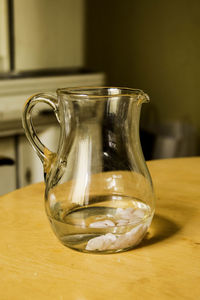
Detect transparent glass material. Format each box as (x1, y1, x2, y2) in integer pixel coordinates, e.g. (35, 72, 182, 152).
(22, 87, 155, 254)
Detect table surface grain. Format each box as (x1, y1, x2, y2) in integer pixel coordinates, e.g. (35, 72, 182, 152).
(0, 157, 200, 300)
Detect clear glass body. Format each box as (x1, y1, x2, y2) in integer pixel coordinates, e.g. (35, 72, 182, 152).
(23, 87, 155, 254)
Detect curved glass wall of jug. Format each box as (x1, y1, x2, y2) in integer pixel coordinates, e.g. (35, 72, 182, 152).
(44, 88, 155, 253)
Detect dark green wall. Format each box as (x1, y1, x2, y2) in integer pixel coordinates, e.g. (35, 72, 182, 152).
(85, 0, 200, 131)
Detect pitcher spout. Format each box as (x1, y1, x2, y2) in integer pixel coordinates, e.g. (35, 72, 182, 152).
(137, 92, 150, 106)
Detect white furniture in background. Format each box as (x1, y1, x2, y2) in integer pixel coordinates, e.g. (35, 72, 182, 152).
(0, 137, 16, 195)
(0, 0, 106, 195)
(0, 72, 105, 194)
(18, 125, 60, 187)
(0, 0, 10, 72)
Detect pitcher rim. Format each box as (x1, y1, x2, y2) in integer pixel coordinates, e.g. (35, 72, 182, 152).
(57, 86, 150, 102)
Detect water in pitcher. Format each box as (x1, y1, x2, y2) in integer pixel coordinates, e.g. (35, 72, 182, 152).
(48, 195, 153, 253)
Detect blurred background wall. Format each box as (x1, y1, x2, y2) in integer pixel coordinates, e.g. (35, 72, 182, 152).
(85, 0, 200, 158)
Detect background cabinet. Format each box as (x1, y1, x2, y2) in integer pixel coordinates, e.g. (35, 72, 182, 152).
(0, 137, 16, 195)
(0, 72, 105, 195)
(18, 124, 60, 187)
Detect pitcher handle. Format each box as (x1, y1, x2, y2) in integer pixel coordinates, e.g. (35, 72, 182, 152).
(22, 93, 60, 175)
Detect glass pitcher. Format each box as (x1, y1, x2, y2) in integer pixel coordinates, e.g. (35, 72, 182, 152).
(22, 87, 155, 254)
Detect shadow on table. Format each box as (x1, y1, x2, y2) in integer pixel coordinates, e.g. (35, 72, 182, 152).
(138, 214, 181, 248)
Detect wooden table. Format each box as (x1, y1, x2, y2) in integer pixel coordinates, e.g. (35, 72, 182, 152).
(0, 158, 199, 300)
